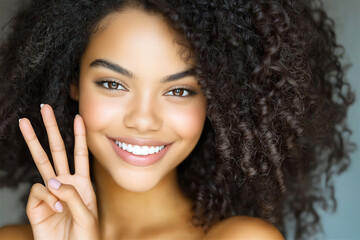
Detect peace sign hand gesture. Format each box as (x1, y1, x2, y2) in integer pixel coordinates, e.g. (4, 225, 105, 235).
(19, 104, 99, 240)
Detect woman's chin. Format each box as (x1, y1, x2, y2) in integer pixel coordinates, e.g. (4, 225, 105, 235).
(111, 170, 163, 193)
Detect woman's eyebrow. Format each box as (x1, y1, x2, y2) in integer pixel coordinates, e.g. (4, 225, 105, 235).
(90, 59, 134, 78)
(90, 59, 194, 82)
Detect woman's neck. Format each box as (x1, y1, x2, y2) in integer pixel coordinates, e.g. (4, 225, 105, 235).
(92, 159, 200, 239)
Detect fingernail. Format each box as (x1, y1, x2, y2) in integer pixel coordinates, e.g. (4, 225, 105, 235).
(48, 178, 62, 190)
(55, 201, 63, 212)
(18, 118, 22, 123)
(75, 114, 80, 118)
(40, 103, 45, 109)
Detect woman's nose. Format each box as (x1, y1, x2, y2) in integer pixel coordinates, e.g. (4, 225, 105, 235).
(123, 95, 162, 133)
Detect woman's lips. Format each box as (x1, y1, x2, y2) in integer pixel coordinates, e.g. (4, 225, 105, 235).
(108, 138, 172, 167)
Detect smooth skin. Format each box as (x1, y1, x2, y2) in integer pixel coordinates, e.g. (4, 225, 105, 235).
(0, 8, 284, 240)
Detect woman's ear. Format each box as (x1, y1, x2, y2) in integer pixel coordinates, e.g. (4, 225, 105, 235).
(70, 83, 79, 101)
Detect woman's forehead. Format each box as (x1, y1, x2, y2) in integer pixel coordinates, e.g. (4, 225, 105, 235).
(80, 8, 194, 80)
(82, 9, 194, 72)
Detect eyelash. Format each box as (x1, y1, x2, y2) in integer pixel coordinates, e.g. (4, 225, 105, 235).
(95, 79, 127, 92)
(94, 79, 197, 97)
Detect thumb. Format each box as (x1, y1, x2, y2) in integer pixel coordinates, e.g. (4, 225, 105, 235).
(47, 178, 96, 226)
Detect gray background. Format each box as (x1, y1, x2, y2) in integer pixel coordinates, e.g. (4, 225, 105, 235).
(0, 0, 359, 239)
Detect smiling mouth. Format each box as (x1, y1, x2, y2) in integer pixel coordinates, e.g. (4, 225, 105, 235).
(113, 140, 166, 156)
(109, 137, 172, 167)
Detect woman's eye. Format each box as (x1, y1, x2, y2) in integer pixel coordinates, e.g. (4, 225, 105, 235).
(95, 80, 127, 91)
(164, 88, 196, 97)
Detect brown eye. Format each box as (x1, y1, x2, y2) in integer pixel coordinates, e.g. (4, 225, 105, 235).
(173, 89, 184, 96)
(164, 88, 196, 97)
(95, 80, 127, 91)
(109, 82, 119, 89)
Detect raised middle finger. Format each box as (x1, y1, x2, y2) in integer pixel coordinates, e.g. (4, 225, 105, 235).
(40, 104, 70, 175)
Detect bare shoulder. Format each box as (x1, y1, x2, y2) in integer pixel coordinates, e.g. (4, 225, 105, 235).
(203, 216, 284, 240)
(0, 224, 33, 240)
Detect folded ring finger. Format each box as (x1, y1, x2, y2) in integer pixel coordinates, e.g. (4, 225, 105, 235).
(40, 104, 70, 175)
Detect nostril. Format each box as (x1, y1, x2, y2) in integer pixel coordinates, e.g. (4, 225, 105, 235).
(123, 109, 162, 132)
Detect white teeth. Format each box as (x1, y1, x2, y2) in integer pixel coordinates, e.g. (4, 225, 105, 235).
(140, 146, 149, 155)
(115, 140, 122, 148)
(133, 145, 141, 155)
(114, 140, 165, 156)
(127, 144, 133, 152)
(149, 146, 155, 154)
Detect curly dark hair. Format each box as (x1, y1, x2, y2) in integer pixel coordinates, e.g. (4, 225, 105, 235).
(0, 0, 355, 239)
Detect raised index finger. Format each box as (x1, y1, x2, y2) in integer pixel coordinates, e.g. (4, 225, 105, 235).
(19, 118, 56, 183)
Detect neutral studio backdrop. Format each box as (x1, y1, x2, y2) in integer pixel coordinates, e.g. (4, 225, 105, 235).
(0, 0, 359, 239)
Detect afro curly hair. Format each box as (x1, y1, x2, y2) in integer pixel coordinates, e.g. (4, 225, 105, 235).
(0, 0, 355, 239)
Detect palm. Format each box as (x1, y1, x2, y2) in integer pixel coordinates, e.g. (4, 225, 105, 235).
(30, 175, 97, 239)
(56, 174, 97, 214)
(19, 105, 99, 240)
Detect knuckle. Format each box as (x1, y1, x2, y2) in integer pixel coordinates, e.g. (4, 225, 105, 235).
(35, 152, 49, 164)
(30, 183, 44, 192)
(26, 135, 37, 143)
(46, 193, 57, 203)
(46, 122, 58, 129)
(50, 143, 65, 153)
(74, 148, 88, 156)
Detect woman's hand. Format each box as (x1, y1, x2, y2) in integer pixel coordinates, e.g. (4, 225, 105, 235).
(19, 104, 99, 240)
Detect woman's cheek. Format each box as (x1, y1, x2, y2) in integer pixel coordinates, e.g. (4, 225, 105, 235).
(79, 93, 120, 132)
(166, 103, 207, 140)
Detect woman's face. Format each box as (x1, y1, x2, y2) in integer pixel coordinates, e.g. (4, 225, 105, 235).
(71, 8, 207, 192)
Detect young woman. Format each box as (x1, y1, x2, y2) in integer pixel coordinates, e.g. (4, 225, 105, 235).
(0, 0, 354, 239)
